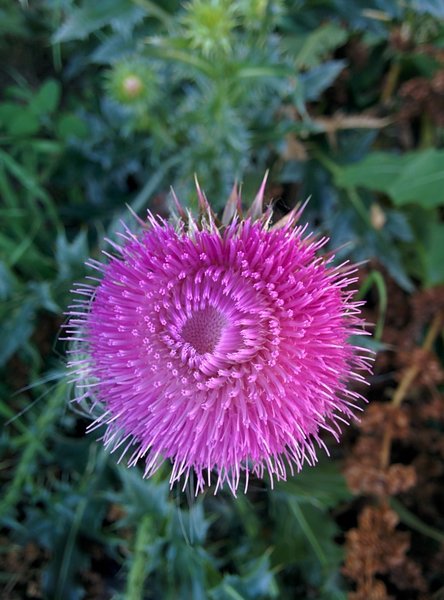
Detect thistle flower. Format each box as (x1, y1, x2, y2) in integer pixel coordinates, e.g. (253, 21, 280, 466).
(182, 0, 238, 57)
(67, 176, 371, 495)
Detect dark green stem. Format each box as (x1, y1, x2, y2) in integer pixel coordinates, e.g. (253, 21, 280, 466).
(126, 514, 153, 600)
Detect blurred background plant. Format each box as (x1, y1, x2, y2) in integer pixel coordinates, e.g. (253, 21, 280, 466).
(1, 1, 443, 598)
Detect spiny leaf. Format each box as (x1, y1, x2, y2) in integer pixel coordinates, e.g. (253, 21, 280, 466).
(53, 0, 145, 42)
(284, 23, 348, 69)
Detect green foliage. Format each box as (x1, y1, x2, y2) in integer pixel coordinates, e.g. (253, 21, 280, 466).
(1, 0, 444, 598)
(283, 22, 348, 69)
(422, 221, 444, 285)
(410, 0, 444, 18)
(53, 0, 146, 42)
(335, 149, 444, 207)
(182, 0, 239, 57)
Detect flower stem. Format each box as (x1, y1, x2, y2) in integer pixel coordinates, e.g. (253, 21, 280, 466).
(380, 60, 401, 105)
(125, 513, 153, 600)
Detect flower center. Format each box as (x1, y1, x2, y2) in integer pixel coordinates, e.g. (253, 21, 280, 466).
(122, 75, 143, 99)
(181, 307, 226, 354)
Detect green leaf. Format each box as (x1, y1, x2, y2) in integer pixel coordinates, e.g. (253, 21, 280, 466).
(91, 34, 137, 64)
(334, 152, 409, 193)
(29, 79, 61, 116)
(423, 221, 444, 286)
(0, 262, 14, 301)
(28, 282, 60, 314)
(300, 60, 346, 101)
(53, 0, 145, 42)
(56, 114, 89, 140)
(0, 102, 40, 136)
(0, 102, 20, 124)
(290, 500, 329, 566)
(211, 553, 279, 600)
(0, 298, 37, 366)
(294, 60, 346, 113)
(0, 148, 52, 204)
(387, 149, 444, 207)
(212, 584, 247, 600)
(271, 492, 345, 588)
(27, 139, 62, 155)
(7, 112, 40, 137)
(284, 23, 348, 69)
(145, 37, 214, 77)
(408, 0, 444, 18)
(275, 460, 352, 509)
(110, 466, 171, 525)
(56, 230, 89, 282)
(42, 448, 108, 600)
(335, 149, 444, 208)
(0, 383, 67, 517)
(0, 6, 27, 38)
(365, 222, 414, 292)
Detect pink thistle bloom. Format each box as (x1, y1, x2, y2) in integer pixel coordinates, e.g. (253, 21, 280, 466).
(66, 176, 372, 495)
